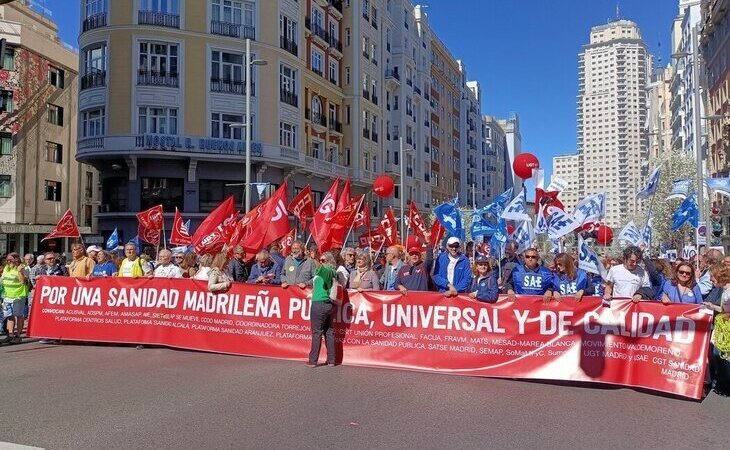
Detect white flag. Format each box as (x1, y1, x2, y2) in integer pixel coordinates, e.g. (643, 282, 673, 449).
(618, 221, 643, 246)
(500, 190, 531, 222)
(547, 176, 569, 193)
(547, 206, 580, 240)
(578, 235, 607, 278)
(510, 220, 534, 255)
(573, 192, 606, 225)
(534, 202, 549, 235)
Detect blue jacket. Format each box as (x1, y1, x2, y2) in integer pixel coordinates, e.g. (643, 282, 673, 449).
(432, 252, 472, 293)
(659, 280, 703, 304)
(471, 273, 499, 303)
(507, 264, 553, 295)
(552, 269, 590, 295)
(246, 261, 282, 285)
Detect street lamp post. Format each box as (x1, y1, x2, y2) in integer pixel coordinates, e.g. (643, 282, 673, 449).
(231, 38, 267, 212)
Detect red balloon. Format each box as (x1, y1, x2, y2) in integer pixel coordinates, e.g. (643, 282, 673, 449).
(373, 175, 395, 197)
(513, 153, 540, 179)
(595, 224, 613, 245)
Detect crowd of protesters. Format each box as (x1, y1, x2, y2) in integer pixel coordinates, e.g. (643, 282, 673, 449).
(2, 236, 730, 395)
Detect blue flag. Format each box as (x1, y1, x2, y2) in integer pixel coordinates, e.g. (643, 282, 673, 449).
(671, 195, 699, 231)
(705, 177, 730, 197)
(106, 227, 119, 250)
(636, 167, 661, 199)
(471, 207, 495, 238)
(434, 197, 465, 240)
(128, 235, 143, 249)
(490, 219, 508, 260)
(486, 188, 513, 217)
(666, 179, 692, 201)
(642, 217, 653, 249)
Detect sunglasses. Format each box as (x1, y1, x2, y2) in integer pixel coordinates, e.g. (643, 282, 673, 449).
(448, 244, 460, 248)
(525, 255, 538, 260)
(678, 271, 692, 276)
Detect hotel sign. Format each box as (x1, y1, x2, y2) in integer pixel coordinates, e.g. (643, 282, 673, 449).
(139, 134, 262, 157)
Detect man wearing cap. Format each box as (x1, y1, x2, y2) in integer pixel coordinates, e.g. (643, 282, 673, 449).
(432, 237, 472, 296)
(396, 232, 433, 294)
(506, 248, 553, 302)
(86, 245, 101, 261)
(380, 245, 405, 291)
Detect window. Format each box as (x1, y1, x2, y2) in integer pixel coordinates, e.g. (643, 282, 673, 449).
(0, 90, 13, 113)
(48, 104, 64, 126)
(279, 15, 298, 55)
(211, 112, 246, 140)
(83, 42, 107, 75)
(311, 49, 323, 75)
(279, 63, 297, 106)
(102, 177, 128, 211)
(212, 50, 243, 82)
(345, 66, 350, 84)
(85, 171, 94, 198)
(311, 6, 324, 29)
(212, 0, 253, 25)
(1, 46, 14, 71)
(85, 0, 107, 17)
(139, 0, 178, 13)
(46, 142, 63, 163)
(329, 60, 338, 84)
(279, 121, 296, 148)
(138, 42, 178, 86)
(139, 107, 178, 134)
(0, 132, 11, 155)
(0, 175, 10, 197)
(81, 108, 105, 137)
(48, 66, 65, 89)
(199, 179, 244, 212)
(44, 180, 62, 202)
(141, 177, 183, 210)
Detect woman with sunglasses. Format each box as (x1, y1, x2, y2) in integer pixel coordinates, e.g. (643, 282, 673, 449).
(551, 253, 590, 302)
(659, 262, 702, 304)
(469, 255, 498, 303)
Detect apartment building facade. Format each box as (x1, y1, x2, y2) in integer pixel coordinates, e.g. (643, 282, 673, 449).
(0, 1, 98, 255)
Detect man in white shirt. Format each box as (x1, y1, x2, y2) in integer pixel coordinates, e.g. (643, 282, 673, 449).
(604, 246, 651, 303)
(153, 249, 183, 278)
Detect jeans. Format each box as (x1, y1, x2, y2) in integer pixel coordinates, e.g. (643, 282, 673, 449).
(308, 301, 335, 364)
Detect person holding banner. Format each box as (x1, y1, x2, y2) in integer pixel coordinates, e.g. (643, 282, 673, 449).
(603, 246, 652, 303)
(505, 248, 553, 303)
(118, 243, 152, 278)
(349, 252, 380, 292)
(469, 255, 499, 303)
(91, 251, 117, 277)
(68, 243, 95, 278)
(551, 253, 590, 302)
(208, 253, 233, 293)
(705, 264, 730, 395)
(281, 241, 316, 289)
(432, 237, 472, 297)
(381, 246, 405, 291)
(659, 262, 702, 305)
(247, 251, 282, 285)
(396, 238, 434, 295)
(306, 252, 338, 367)
(153, 250, 183, 279)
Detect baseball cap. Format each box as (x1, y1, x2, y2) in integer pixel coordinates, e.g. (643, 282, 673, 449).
(86, 245, 101, 253)
(446, 236, 461, 246)
(407, 246, 422, 255)
(475, 254, 489, 264)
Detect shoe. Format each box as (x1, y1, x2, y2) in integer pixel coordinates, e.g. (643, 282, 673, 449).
(305, 362, 317, 368)
(1, 335, 11, 344)
(10, 336, 21, 344)
(39, 339, 58, 344)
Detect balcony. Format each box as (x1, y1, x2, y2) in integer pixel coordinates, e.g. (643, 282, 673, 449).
(210, 77, 254, 96)
(328, 36, 343, 57)
(305, 108, 327, 128)
(280, 89, 298, 107)
(305, 18, 330, 47)
(80, 71, 106, 90)
(83, 13, 107, 32)
(362, 89, 370, 100)
(328, 0, 343, 18)
(211, 21, 256, 39)
(138, 10, 180, 29)
(329, 120, 343, 135)
(280, 36, 298, 56)
(363, 128, 370, 139)
(137, 70, 179, 88)
(385, 69, 400, 89)
(372, 131, 379, 143)
(371, 94, 379, 105)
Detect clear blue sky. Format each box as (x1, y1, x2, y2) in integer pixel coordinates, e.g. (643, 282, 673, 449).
(47, 0, 677, 178)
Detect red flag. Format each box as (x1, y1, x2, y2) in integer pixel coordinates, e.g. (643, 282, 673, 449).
(169, 208, 191, 246)
(328, 195, 364, 248)
(309, 178, 339, 251)
(136, 205, 164, 246)
(280, 228, 296, 257)
(354, 201, 371, 230)
(192, 196, 236, 254)
(535, 188, 564, 215)
(380, 207, 400, 246)
(239, 182, 290, 253)
(288, 185, 315, 230)
(358, 226, 386, 249)
(42, 209, 80, 241)
(405, 235, 426, 252)
(138, 225, 161, 246)
(429, 219, 445, 248)
(336, 177, 351, 211)
(408, 201, 428, 238)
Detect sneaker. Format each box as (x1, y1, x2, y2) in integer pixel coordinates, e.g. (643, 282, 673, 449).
(305, 362, 317, 368)
(1, 335, 11, 344)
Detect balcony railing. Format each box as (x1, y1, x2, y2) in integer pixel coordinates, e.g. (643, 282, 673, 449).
(363, 128, 370, 139)
(362, 89, 370, 100)
(83, 13, 107, 32)
(137, 70, 179, 88)
(329, 36, 343, 53)
(329, 120, 342, 133)
(280, 89, 298, 107)
(280, 36, 298, 56)
(385, 69, 400, 80)
(211, 20, 256, 39)
(372, 131, 379, 143)
(371, 94, 378, 105)
(210, 77, 254, 96)
(138, 10, 180, 29)
(305, 108, 327, 127)
(81, 71, 106, 90)
(328, 0, 343, 12)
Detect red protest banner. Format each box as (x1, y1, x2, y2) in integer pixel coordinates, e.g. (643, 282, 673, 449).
(29, 277, 712, 399)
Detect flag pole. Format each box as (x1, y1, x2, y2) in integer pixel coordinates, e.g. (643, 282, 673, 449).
(472, 183, 477, 260)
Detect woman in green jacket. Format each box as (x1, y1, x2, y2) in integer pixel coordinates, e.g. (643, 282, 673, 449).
(306, 252, 338, 367)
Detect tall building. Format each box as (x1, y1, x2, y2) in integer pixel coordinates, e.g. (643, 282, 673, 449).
(0, 1, 98, 255)
(460, 79, 483, 205)
(552, 154, 581, 212)
(577, 20, 650, 227)
(670, 0, 704, 157)
(497, 114, 521, 189)
(482, 115, 511, 201)
(646, 67, 673, 160)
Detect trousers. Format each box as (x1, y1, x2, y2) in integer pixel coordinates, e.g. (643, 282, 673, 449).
(308, 301, 335, 364)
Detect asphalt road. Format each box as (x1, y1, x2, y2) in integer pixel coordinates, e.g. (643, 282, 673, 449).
(1, 341, 728, 450)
